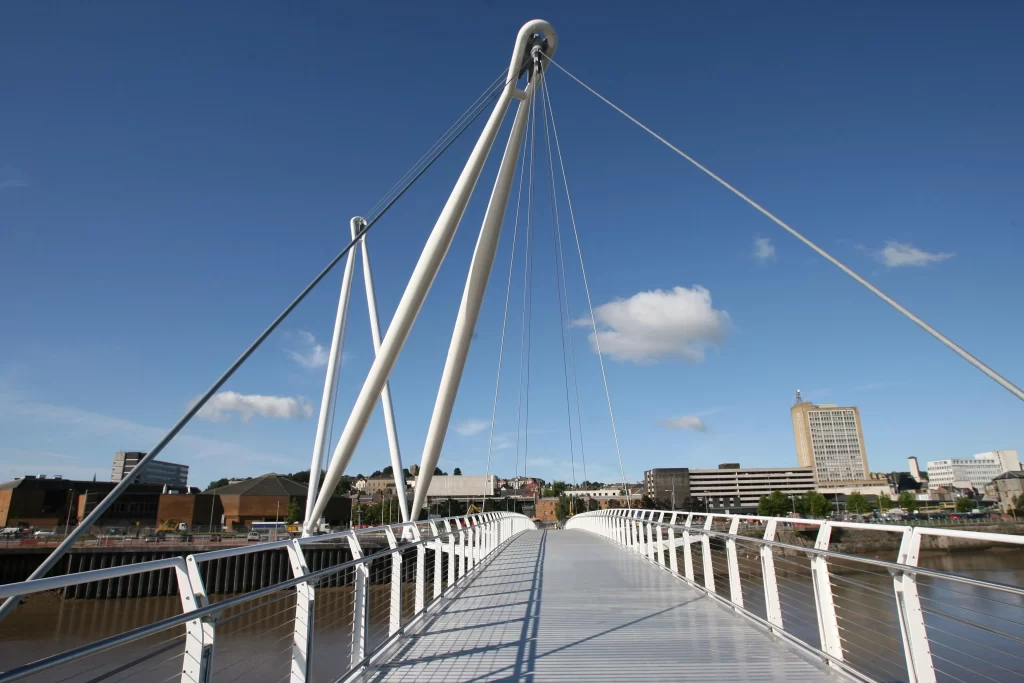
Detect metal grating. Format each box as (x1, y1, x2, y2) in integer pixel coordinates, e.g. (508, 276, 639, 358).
(368, 530, 842, 682)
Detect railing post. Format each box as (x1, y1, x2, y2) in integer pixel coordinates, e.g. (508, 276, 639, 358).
(645, 511, 655, 561)
(445, 519, 457, 592)
(429, 521, 442, 601)
(285, 540, 315, 683)
(725, 517, 743, 608)
(465, 516, 477, 570)
(410, 523, 425, 615)
(346, 532, 367, 668)
(383, 526, 402, 636)
(667, 513, 679, 574)
(895, 528, 937, 683)
(457, 518, 468, 579)
(682, 513, 695, 583)
(181, 557, 215, 683)
(654, 512, 665, 567)
(701, 515, 715, 593)
(761, 519, 783, 630)
(811, 523, 844, 664)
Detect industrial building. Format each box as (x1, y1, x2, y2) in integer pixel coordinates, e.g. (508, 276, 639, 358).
(111, 451, 189, 487)
(206, 473, 351, 530)
(0, 476, 167, 529)
(411, 475, 496, 501)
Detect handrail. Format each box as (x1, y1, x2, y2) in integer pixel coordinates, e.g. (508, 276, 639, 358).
(0, 512, 536, 683)
(567, 509, 1024, 683)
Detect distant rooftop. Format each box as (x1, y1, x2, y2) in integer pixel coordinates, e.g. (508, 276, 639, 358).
(206, 473, 308, 497)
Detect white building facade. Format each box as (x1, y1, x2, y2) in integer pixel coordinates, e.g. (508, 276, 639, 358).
(927, 450, 1021, 490)
(791, 396, 870, 484)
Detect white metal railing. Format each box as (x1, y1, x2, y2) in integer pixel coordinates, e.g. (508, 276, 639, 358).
(0, 512, 535, 683)
(566, 509, 1024, 683)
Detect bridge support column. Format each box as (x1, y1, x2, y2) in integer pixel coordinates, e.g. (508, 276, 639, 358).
(895, 529, 937, 683)
(286, 540, 315, 683)
(182, 557, 215, 683)
(761, 519, 783, 631)
(346, 533, 368, 668)
(667, 513, 679, 574)
(725, 517, 743, 608)
(384, 527, 402, 637)
(701, 516, 715, 593)
(811, 524, 844, 664)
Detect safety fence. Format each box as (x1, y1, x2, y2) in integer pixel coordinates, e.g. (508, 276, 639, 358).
(566, 509, 1024, 683)
(0, 512, 536, 683)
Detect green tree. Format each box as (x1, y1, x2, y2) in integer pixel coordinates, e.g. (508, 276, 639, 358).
(285, 499, 302, 524)
(542, 481, 568, 498)
(955, 497, 973, 513)
(846, 492, 871, 515)
(878, 494, 893, 511)
(805, 492, 830, 518)
(207, 478, 229, 490)
(758, 491, 793, 517)
(453, 467, 462, 476)
(898, 491, 919, 513)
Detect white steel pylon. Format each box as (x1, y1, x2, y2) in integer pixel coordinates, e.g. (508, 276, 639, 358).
(303, 217, 410, 530)
(305, 20, 557, 533)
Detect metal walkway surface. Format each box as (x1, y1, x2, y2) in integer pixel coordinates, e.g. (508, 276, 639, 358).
(367, 529, 840, 682)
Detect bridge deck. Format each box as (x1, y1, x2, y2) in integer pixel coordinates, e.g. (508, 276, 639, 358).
(368, 529, 840, 682)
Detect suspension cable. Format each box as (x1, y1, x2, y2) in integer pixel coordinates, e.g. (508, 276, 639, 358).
(482, 97, 531, 513)
(540, 75, 632, 509)
(541, 52, 1024, 404)
(540, 75, 579, 500)
(541, 76, 590, 493)
(521, 81, 539, 482)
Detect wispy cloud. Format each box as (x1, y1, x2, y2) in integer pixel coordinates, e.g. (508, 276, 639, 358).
(286, 330, 330, 368)
(753, 236, 776, 263)
(196, 391, 313, 422)
(878, 241, 954, 268)
(657, 415, 708, 432)
(576, 285, 732, 364)
(454, 419, 488, 437)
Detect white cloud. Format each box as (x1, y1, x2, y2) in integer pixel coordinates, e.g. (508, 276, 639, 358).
(753, 236, 776, 263)
(578, 286, 732, 363)
(454, 419, 488, 437)
(287, 330, 329, 368)
(197, 392, 313, 423)
(658, 415, 708, 432)
(879, 241, 954, 268)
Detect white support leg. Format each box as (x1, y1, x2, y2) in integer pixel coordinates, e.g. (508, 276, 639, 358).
(409, 65, 542, 516)
(429, 521, 443, 601)
(410, 523, 425, 615)
(306, 21, 558, 532)
(303, 228, 358, 531)
(725, 517, 743, 608)
(761, 519, 783, 630)
(346, 532, 367, 666)
(355, 219, 411, 523)
(895, 529, 937, 683)
(667, 513, 679, 574)
(682, 514, 695, 583)
(812, 523, 844, 663)
(701, 516, 715, 593)
(286, 540, 315, 683)
(182, 557, 214, 683)
(384, 526, 402, 637)
(445, 520, 457, 594)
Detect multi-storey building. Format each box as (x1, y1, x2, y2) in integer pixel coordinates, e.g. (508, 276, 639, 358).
(111, 451, 189, 488)
(927, 450, 1020, 490)
(644, 465, 816, 513)
(791, 391, 869, 484)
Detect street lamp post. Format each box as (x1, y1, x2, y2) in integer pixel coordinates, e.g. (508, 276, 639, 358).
(275, 501, 280, 541)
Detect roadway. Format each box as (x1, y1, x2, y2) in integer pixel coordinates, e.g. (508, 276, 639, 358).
(366, 529, 843, 682)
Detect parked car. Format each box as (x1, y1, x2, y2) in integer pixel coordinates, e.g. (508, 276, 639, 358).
(142, 534, 160, 542)
(1, 528, 22, 539)
(246, 531, 261, 542)
(179, 534, 194, 543)
(33, 529, 57, 538)
(208, 534, 222, 542)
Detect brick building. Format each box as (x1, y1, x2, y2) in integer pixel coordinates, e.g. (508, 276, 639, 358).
(207, 474, 351, 530)
(0, 476, 166, 529)
(156, 493, 224, 531)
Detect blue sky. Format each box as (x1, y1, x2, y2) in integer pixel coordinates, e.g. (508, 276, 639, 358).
(2, 2, 1022, 491)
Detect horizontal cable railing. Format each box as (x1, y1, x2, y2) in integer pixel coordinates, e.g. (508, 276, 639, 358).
(566, 509, 1024, 683)
(0, 512, 536, 683)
